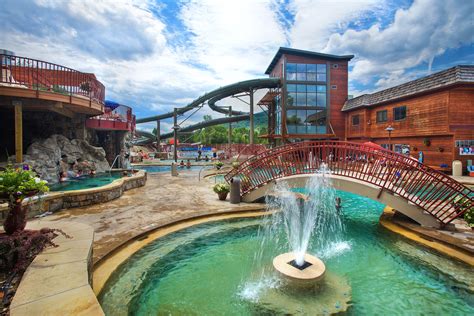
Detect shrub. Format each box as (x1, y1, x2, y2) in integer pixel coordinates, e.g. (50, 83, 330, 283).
(0, 165, 49, 203)
(463, 206, 474, 227)
(213, 183, 230, 194)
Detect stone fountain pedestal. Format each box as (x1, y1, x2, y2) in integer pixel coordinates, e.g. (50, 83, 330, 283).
(273, 252, 325, 288)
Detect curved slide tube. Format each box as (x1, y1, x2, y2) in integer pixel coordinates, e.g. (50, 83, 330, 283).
(135, 78, 280, 143)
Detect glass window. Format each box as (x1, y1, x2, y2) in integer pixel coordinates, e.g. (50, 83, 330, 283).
(297, 64, 306, 73)
(297, 125, 307, 134)
(307, 85, 317, 92)
(297, 110, 306, 124)
(376, 110, 387, 123)
(307, 73, 316, 81)
(296, 93, 306, 106)
(352, 115, 360, 126)
(317, 64, 326, 73)
(307, 64, 316, 73)
(296, 72, 307, 81)
(287, 92, 296, 106)
(307, 93, 317, 106)
(286, 63, 297, 72)
(287, 125, 297, 134)
(286, 110, 298, 125)
(287, 72, 296, 80)
(297, 84, 306, 92)
(317, 85, 326, 93)
(317, 73, 326, 82)
(317, 93, 326, 107)
(393, 106, 406, 121)
(287, 84, 297, 92)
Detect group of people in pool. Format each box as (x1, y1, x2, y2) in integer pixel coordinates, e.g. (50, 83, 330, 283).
(58, 154, 96, 182)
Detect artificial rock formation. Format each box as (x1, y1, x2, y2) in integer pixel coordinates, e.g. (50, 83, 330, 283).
(17, 134, 110, 184)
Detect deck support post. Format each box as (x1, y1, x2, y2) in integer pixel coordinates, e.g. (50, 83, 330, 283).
(173, 108, 178, 163)
(13, 101, 23, 163)
(228, 106, 232, 148)
(249, 88, 254, 144)
(156, 120, 161, 152)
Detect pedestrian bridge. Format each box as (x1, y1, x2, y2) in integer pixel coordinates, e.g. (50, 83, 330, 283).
(225, 141, 473, 228)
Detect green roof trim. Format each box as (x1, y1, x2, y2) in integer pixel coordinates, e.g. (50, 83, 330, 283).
(265, 47, 354, 75)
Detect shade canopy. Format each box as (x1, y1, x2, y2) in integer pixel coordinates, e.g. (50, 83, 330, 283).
(362, 141, 384, 150)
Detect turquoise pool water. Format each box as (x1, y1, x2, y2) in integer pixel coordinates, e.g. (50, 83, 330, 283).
(99, 190, 474, 315)
(49, 172, 122, 191)
(135, 165, 203, 173)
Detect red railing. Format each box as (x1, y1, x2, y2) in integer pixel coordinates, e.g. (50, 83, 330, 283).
(86, 104, 135, 131)
(0, 54, 105, 104)
(216, 143, 268, 160)
(225, 141, 473, 225)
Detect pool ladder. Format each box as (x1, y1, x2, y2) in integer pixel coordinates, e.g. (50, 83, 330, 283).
(109, 154, 121, 172)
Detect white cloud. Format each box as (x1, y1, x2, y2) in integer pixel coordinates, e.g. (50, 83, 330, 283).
(288, 0, 384, 50)
(324, 0, 474, 90)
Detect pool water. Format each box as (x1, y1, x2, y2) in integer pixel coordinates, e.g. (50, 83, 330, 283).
(99, 190, 474, 315)
(49, 172, 122, 191)
(135, 165, 203, 173)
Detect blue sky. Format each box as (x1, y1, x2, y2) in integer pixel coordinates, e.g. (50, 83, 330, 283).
(1, 0, 472, 132)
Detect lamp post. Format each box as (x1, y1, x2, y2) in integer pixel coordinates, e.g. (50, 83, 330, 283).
(385, 125, 395, 151)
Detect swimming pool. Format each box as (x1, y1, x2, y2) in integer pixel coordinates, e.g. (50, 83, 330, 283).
(135, 165, 204, 173)
(99, 190, 474, 315)
(49, 172, 122, 191)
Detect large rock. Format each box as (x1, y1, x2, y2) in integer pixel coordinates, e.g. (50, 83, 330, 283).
(19, 135, 110, 184)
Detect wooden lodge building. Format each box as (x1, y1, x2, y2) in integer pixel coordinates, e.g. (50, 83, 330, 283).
(262, 48, 473, 172)
(343, 65, 474, 169)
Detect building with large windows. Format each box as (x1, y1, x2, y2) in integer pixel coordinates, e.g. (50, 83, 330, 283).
(263, 47, 354, 143)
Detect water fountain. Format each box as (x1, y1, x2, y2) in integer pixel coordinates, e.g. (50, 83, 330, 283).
(246, 164, 352, 313)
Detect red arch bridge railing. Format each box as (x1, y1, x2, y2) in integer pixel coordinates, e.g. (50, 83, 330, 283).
(224, 141, 473, 225)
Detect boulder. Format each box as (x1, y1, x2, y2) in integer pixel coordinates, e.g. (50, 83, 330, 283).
(16, 134, 110, 184)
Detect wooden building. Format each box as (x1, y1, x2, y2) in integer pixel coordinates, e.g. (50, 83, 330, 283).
(263, 47, 353, 143)
(343, 65, 474, 169)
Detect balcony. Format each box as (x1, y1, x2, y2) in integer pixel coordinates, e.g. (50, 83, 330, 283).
(86, 101, 136, 132)
(0, 53, 105, 115)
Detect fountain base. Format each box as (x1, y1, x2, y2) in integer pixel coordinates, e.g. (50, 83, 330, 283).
(273, 252, 325, 288)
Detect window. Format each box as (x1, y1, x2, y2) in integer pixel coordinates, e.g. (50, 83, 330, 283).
(286, 63, 326, 82)
(376, 110, 388, 123)
(352, 115, 360, 126)
(393, 106, 406, 121)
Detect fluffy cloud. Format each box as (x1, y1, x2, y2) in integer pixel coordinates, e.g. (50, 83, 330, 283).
(324, 0, 474, 90)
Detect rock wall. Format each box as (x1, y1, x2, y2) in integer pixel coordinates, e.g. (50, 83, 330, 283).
(18, 134, 110, 184)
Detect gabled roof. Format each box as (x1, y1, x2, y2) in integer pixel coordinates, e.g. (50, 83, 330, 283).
(343, 65, 474, 111)
(265, 47, 354, 75)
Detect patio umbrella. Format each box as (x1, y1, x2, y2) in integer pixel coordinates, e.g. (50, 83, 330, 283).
(362, 141, 384, 150)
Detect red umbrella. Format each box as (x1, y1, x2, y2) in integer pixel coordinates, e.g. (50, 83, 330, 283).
(362, 141, 384, 150)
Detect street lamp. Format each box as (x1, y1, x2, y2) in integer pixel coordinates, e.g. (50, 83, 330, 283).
(385, 125, 395, 151)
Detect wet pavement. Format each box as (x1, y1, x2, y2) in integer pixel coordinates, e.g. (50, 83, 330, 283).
(29, 170, 265, 263)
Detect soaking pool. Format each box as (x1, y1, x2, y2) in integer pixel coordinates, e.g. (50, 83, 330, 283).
(49, 172, 122, 191)
(99, 190, 474, 315)
(134, 165, 203, 173)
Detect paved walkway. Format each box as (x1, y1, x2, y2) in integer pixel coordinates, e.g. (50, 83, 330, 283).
(29, 170, 265, 263)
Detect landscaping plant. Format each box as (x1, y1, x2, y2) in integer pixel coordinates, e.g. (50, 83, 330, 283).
(213, 183, 230, 200)
(0, 165, 49, 235)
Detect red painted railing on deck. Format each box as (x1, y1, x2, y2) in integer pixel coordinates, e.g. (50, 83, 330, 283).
(0, 54, 105, 104)
(86, 105, 135, 131)
(225, 141, 473, 225)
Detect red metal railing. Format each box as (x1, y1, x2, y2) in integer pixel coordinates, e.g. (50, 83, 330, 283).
(85, 104, 135, 131)
(225, 141, 473, 225)
(216, 143, 268, 160)
(0, 54, 105, 104)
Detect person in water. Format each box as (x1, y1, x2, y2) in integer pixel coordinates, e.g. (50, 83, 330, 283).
(180, 160, 185, 168)
(186, 159, 191, 169)
(335, 197, 342, 214)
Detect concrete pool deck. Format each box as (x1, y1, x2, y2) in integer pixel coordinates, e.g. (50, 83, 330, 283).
(28, 169, 265, 264)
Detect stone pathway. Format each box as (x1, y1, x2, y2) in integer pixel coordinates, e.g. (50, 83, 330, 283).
(29, 170, 265, 263)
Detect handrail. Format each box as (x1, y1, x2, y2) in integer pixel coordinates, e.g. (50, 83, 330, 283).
(0, 54, 105, 104)
(225, 141, 473, 225)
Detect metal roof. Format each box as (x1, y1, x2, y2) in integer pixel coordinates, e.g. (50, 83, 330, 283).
(265, 47, 354, 75)
(342, 65, 474, 111)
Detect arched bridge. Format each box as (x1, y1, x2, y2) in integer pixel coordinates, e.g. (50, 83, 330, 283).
(225, 141, 473, 228)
